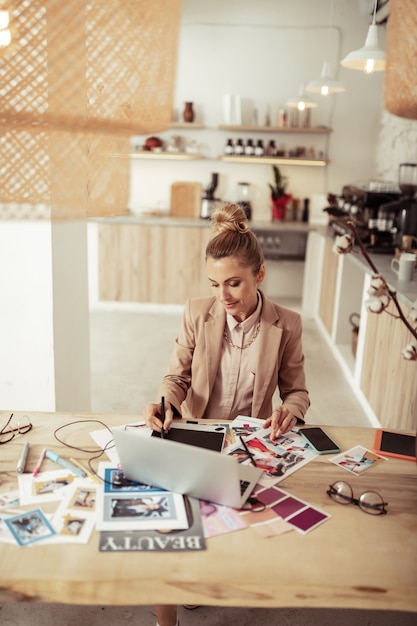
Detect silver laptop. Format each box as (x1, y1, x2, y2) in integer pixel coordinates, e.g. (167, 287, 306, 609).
(111, 426, 263, 509)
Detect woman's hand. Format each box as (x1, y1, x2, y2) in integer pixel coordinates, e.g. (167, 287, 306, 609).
(264, 407, 297, 440)
(143, 401, 174, 433)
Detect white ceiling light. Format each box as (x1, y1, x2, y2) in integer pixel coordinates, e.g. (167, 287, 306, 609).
(306, 0, 346, 96)
(340, 0, 386, 73)
(306, 61, 346, 95)
(287, 84, 318, 110)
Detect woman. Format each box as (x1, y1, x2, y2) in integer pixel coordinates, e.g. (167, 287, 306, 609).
(143, 203, 310, 626)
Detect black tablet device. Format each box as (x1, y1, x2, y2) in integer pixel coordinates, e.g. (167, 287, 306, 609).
(373, 429, 416, 461)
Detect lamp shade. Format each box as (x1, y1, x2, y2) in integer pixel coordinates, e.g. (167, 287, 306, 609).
(306, 61, 346, 95)
(341, 24, 386, 73)
(287, 85, 318, 110)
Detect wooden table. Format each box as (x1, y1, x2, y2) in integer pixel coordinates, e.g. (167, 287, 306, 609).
(0, 411, 416, 612)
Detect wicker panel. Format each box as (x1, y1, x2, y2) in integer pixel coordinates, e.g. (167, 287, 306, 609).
(0, 0, 181, 219)
(384, 0, 417, 120)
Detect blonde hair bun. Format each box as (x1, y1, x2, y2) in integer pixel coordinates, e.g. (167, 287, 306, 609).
(211, 203, 249, 234)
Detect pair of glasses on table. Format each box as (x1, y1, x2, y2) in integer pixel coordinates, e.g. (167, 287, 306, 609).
(0, 414, 33, 444)
(327, 481, 388, 515)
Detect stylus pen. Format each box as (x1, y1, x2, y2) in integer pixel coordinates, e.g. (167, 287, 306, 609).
(239, 436, 257, 467)
(45, 449, 85, 477)
(160, 396, 166, 438)
(17, 442, 30, 474)
(32, 447, 46, 477)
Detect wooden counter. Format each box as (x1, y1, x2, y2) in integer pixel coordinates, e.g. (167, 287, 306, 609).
(304, 231, 417, 431)
(0, 411, 416, 612)
(93, 215, 311, 305)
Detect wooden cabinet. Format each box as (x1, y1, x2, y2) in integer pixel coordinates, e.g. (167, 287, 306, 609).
(360, 300, 416, 430)
(318, 238, 339, 335)
(98, 222, 212, 304)
(304, 230, 416, 432)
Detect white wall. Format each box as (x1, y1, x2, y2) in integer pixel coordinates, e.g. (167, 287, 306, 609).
(0, 222, 91, 412)
(129, 0, 387, 220)
(376, 111, 417, 181)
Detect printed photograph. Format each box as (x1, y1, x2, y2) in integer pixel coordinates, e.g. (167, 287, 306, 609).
(60, 514, 86, 536)
(331, 445, 386, 475)
(104, 468, 163, 493)
(34, 475, 73, 496)
(69, 487, 96, 511)
(5, 509, 56, 546)
(110, 495, 170, 519)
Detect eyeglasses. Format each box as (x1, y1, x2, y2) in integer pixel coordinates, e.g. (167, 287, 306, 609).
(0, 413, 33, 444)
(326, 481, 388, 515)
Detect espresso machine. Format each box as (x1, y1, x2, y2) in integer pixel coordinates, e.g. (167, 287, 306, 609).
(200, 172, 221, 219)
(327, 181, 402, 253)
(378, 163, 417, 250)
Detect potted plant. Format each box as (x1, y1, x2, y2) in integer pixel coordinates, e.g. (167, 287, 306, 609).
(269, 164, 292, 220)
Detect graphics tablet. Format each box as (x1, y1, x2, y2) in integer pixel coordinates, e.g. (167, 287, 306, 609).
(373, 429, 416, 461)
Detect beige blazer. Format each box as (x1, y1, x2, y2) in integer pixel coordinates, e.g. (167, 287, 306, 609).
(158, 290, 310, 422)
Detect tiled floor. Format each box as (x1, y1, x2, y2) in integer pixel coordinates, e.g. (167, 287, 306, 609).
(88, 304, 372, 427)
(3, 304, 414, 626)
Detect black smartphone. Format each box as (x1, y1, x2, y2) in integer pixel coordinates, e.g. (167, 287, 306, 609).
(299, 427, 340, 455)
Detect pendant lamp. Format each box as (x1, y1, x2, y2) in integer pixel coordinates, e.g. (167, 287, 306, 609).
(306, 0, 345, 95)
(306, 61, 346, 95)
(340, 0, 386, 73)
(287, 84, 318, 111)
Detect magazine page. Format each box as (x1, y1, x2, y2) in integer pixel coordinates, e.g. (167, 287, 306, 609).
(227, 427, 316, 484)
(96, 463, 189, 531)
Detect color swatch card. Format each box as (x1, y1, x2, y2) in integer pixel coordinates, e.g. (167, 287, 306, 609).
(254, 484, 330, 534)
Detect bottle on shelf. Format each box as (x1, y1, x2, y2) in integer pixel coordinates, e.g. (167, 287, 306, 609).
(224, 138, 234, 155)
(266, 140, 277, 157)
(264, 103, 271, 126)
(300, 109, 311, 128)
(235, 139, 244, 155)
(290, 109, 299, 128)
(302, 198, 310, 222)
(183, 102, 195, 123)
(244, 139, 255, 156)
(277, 108, 288, 128)
(254, 139, 265, 157)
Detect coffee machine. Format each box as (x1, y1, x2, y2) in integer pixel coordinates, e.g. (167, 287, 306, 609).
(200, 172, 222, 219)
(379, 163, 417, 250)
(328, 181, 402, 253)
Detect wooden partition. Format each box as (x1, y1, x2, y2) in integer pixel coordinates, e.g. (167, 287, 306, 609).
(98, 223, 213, 304)
(360, 301, 416, 430)
(318, 238, 338, 336)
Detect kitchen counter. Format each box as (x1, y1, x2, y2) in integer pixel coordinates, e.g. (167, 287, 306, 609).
(348, 248, 417, 309)
(303, 229, 417, 431)
(315, 226, 417, 308)
(92, 212, 312, 232)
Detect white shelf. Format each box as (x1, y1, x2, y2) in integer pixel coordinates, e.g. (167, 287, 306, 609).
(219, 155, 328, 167)
(218, 124, 332, 134)
(120, 152, 204, 161)
(170, 122, 205, 129)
